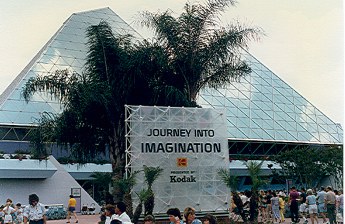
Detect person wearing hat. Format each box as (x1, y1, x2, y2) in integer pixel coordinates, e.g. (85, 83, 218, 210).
(23, 194, 46, 224)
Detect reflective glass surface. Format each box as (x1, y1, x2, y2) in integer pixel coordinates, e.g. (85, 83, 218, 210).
(198, 49, 343, 144)
(0, 8, 342, 145)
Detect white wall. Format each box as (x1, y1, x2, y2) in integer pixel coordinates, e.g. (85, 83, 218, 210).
(0, 156, 100, 212)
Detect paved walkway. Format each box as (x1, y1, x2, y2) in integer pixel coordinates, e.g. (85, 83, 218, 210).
(47, 214, 99, 224)
(47, 215, 297, 224)
(47, 215, 342, 224)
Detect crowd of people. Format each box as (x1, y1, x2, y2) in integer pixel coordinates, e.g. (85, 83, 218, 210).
(230, 186, 343, 224)
(99, 204, 217, 224)
(0, 194, 46, 224)
(2, 187, 343, 224)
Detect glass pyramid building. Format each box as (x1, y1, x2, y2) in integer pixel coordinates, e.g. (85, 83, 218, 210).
(0, 8, 342, 156)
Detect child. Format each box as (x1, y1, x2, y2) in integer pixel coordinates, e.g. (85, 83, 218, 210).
(15, 203, 23, 224)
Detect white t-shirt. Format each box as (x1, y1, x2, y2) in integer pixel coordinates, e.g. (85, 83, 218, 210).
(3, 206, 15, 215)
(105, 214, 121, 224)
(240, 195, 249, 205)
(119, 212, 132, 223)
(3, 206, 15, 222)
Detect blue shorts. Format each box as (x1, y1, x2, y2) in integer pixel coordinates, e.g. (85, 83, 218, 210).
(318, 203, 326, 213)
(68, 207, 76, 212)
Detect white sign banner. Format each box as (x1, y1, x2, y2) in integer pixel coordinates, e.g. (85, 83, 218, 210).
(125, 105, 229, 213)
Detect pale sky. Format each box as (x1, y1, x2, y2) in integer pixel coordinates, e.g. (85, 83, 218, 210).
(0, 0, 343, 127)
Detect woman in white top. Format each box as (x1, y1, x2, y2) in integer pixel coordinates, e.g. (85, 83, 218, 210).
(3, 198, 15, 224)
(306, 189, 318, 224)
(270, 192, 281, 223)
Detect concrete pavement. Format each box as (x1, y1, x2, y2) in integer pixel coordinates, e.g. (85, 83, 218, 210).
(47, 214, 99, 224)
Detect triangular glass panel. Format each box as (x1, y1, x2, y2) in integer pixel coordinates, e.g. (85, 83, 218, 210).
(0, 7, 341, 147)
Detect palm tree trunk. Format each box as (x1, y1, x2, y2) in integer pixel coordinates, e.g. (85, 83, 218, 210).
(124, 192, 134, 219)
(110, 122, 128, 203)
(132, 202, 143, 224)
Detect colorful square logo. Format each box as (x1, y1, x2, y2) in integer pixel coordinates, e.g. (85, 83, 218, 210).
(177, 158, 188, 167)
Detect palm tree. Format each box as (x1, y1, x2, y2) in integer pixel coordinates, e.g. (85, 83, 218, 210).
(23, 22, 146, 179)
(244, 160, 265, 191)
(217, 168, 238, 192)
(139, 0, 262, 104)
(244, 160, 265, 223)
(23, 0, 261, 205)
(132, 189, 150, 224)
(21, 21, 193, 205)
(88, 172, 113, 203)
(90, 172, 112, 188)
(142, 166, 163, 215)
(113, 170, 141, 218)
(29, 112, 57, 159)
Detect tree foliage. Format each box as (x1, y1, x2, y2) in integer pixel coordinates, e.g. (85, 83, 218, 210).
(143, 166, 164, 216)
(133, 189, 150, 224)
(113, 170, 141, 217)
(217, 168, 238, 192)
(271, 146, 343, 188)
(244, 160, 266, 191)
(22, 0, 261, 204)
(138, 0, 262, 103)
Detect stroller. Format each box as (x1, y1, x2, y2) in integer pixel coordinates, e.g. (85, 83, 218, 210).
(81, 204, 88, 215)
(87, 203, 96, 215)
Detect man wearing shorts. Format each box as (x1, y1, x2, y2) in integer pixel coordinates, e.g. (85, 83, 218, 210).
(317, 186, 327, 223)
(299, 188, 308, 223)
(67, 195, 78, 223)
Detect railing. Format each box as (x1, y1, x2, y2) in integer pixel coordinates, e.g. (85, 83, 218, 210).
(45, 204, 67, 220)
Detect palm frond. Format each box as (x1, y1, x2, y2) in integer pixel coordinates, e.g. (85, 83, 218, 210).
(90, 172, 112, 185)
(217, 168, 238, 191)
(143, 166, 164, 188)
(22, 69, 80, 104)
